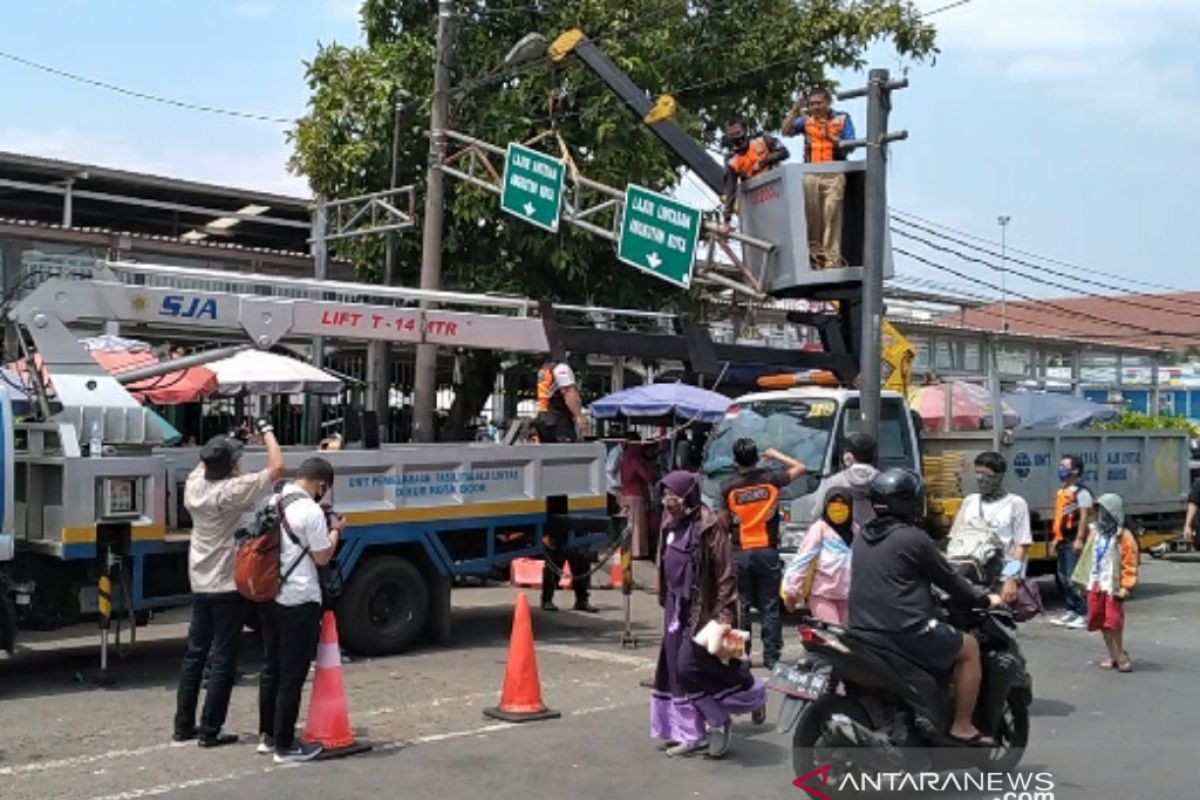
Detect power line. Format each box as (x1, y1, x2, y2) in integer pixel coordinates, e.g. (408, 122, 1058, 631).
(890, 227, 1200, 323)
(921, 0, 975, 15)
(0, 49, 292, 124)
(893, 247, 1186, 339)
(890, 207, 1192, 295)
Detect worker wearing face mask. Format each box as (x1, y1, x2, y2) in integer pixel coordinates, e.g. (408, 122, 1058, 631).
(719, 116, 790, 224)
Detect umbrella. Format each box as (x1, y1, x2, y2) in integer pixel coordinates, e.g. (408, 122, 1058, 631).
(146, 407, 183, 446)
(1003, 391, 1119, 430)
(589, 383, 731, 424)
(207, 350, 343, 396)
(908, 382, 1020, 432)
(10, 336, 218, 405)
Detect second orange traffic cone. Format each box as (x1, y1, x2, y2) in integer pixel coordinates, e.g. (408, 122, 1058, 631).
(483, 593, 561, 723)
(302, 612, 372, 758)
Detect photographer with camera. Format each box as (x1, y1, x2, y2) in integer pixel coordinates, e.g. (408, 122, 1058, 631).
(256, 457, 342, 764)
(174, 419, 283, 748)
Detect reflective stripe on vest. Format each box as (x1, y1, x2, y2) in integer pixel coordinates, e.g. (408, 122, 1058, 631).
(727, 482, 780, 550)
(537, 367, 569, 415)
(804, 114, 848, 163)
(1052, 485, 1085, 543)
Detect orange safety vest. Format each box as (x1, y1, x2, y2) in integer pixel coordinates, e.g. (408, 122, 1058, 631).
(803, 114, 849, 163)
(727, 138, 775, 180)
(723, 470, 785, 550)
(1052, 484, 1089, 543)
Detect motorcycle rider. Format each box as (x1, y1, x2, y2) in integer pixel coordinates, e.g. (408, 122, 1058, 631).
(849, 469, 1002, 746)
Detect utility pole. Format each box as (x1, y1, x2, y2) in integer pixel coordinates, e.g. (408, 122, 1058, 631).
(367, 98, 409, 445)
(841, 68, 907, 445)
(997, 214, 1010, 332)
(412, 0, 455, 443)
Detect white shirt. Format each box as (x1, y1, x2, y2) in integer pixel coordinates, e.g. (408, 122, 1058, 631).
(275, 484, 332, 607)
(953, 493, 1033, 572)
(184, 465, 273, 593)
(551, 363, 575, 390)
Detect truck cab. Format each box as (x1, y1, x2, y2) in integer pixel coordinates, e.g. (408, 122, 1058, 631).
(699, 387, 920, 550)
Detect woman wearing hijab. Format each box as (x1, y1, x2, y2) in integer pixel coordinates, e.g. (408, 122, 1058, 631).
(782, 489, 854, 624)
(650, 471, 767, 759)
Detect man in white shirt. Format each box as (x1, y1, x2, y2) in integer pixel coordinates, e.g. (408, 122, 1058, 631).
(175, 420, 284, 748)
(257, 457, 342, 764)
(949, 451, 1032, 605)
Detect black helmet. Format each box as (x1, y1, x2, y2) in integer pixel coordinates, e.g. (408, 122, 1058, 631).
(869, 468, 926, 522)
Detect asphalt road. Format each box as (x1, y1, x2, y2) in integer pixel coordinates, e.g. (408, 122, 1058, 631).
(2, 554, 1199, 800)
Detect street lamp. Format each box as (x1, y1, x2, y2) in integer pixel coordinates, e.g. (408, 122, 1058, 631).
(504, 32, 548, 67)
(997, 215, 1011, 332)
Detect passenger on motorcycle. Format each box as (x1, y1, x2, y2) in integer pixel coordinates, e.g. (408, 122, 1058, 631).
(849, 469, 1003, 746)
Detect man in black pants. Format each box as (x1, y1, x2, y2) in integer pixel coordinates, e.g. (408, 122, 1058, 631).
(541, 526, 597, 614)
(257, 457, 341, 763)
(175, 421, 283, 747)
(720, 438, 806, 670)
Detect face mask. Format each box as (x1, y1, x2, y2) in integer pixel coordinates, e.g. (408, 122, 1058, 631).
(977, 473, 1004, 500)
(1057, 467, 1072, 482)
(1097, 509, 1119, 536)
(825, 501, 851, 526)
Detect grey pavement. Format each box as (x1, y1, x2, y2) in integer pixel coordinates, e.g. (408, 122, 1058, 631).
(2, 554, 1199, 800)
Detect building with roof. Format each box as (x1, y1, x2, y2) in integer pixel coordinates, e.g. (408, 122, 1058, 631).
(949, 293, 1200, 354)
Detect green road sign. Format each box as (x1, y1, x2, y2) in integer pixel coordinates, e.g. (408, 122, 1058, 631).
(617, 184, 701, 289)
(500, 142, 565, 232)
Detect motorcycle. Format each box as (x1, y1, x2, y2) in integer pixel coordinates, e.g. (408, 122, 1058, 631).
(770, 601, 1032, 789)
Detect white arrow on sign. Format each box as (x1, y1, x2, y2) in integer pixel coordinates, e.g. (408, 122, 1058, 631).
(523, 202, 536, 216)
(646, 252, 662, 269)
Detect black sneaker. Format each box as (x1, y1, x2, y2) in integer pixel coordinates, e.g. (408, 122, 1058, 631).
(273, 741, 323, 764)
(172, 729, 197, 743)
(256, 733, 274, 755)
(541, 600, 559, 612)
(197, 732, 239, 748)
(572, 602, 600, 614)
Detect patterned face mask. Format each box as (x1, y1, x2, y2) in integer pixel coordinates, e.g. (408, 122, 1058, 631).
(1097, 507, 1119, 537)
(976, 472, 1004, 500)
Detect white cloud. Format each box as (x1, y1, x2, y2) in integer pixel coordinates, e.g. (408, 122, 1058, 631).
(0, 125, 309, 197)
(934, 0, 1200, 136)
(233, 2, 274, 18)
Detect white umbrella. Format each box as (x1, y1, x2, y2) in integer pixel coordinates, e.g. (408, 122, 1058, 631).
(207, 350, 343, 396)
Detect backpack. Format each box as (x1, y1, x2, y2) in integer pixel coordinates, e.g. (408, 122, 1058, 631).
(946, 496, 1004, 584)
(234, 493, 305, 602)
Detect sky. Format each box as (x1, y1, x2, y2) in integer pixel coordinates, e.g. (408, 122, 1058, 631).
(0, 0, 1197, 300)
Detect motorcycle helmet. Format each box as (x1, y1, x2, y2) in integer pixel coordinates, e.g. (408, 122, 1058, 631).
(869, 468, 926, 523)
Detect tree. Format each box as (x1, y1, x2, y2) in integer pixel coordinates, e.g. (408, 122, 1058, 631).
(289, 0, 936, 439)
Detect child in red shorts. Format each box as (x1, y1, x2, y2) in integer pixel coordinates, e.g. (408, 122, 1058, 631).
(1071, 493, 1138, 672)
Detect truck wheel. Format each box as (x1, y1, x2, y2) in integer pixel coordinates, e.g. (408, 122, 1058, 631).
(337, 556, 429, 656)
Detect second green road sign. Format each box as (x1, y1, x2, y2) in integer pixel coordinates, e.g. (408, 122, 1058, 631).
(617, 184, 701, 289)
(500, 142, 565, 232)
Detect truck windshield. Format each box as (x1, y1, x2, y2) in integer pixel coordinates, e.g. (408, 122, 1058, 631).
(699, 398, 837, 503)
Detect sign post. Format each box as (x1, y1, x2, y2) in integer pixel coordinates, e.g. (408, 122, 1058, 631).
(500, 142, 565, 232)
(617, 185, 701, 289)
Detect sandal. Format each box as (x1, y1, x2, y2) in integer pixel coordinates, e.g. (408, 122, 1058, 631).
(1098, 659, 1115, 670)
(948, 731, 996, 748)
(1117, 655, 1134, 673)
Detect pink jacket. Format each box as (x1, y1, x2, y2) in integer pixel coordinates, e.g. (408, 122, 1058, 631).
(783, 519, 853, 602)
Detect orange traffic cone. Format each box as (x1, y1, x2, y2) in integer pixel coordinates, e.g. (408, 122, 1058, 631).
(609, 549, 623, 589)
(302, 612, 372, 757)
(483, 593, 561, 723)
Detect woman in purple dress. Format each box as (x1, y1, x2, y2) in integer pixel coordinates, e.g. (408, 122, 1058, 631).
(650, 470, 768, 758)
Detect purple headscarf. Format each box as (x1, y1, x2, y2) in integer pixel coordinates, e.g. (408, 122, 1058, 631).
(660, 470, 699, 506)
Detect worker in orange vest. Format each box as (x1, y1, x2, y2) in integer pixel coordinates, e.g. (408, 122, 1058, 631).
(720, 116, 790, 224)
(782, 87, 856, 270)
(533, 356, 587, 443)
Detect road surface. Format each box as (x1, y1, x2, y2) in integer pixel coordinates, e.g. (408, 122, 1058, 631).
(2, 555, 1199, 800)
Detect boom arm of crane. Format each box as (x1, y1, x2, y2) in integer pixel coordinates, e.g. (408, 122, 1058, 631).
(548, 30, 726, 196)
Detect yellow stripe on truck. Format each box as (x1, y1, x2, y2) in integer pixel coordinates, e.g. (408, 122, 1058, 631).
(344, 495, 606, 527)
(61, 522, 167, 545)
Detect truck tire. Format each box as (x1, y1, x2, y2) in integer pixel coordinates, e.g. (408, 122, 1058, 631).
(337, 556, 429, 656)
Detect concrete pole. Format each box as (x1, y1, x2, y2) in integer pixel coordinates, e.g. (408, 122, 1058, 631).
(859, 69, 891, 445)
(308, 197, 329, 445)
(411, 0, 455, 443)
